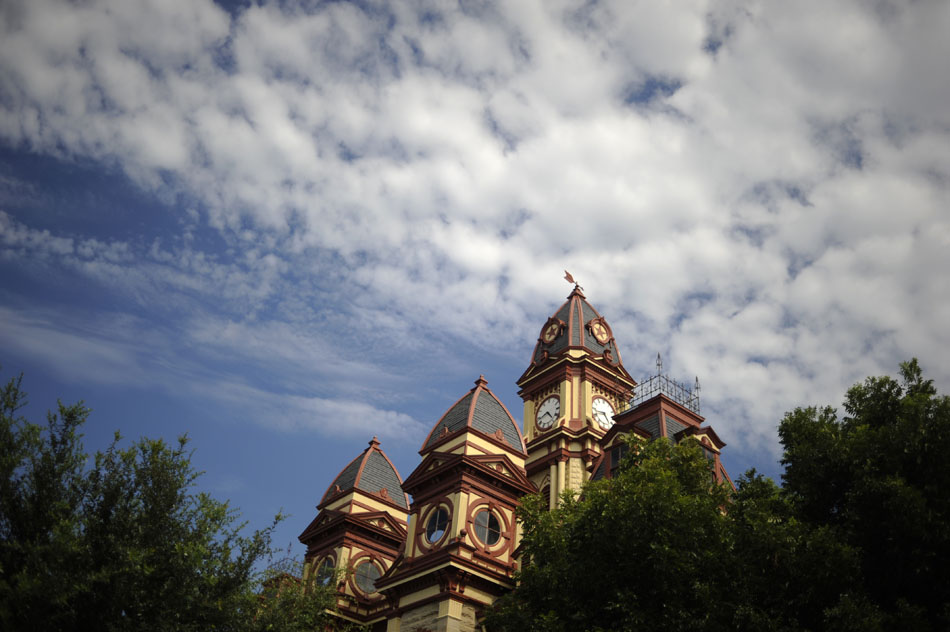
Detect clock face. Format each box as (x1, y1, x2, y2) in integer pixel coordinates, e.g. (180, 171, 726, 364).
(542, 322, 560, 344)
(536, 396, 560, 429)
(592, 397, 615, 429)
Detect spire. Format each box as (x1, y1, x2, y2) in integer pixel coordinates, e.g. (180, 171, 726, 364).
(656, 352, 663, 376)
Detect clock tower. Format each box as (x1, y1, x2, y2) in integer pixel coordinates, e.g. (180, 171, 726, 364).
(298, 279, 735, 630)
(517, 284, 636, 507)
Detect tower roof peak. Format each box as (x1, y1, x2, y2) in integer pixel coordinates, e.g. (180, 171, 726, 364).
(523, 289, 628, 376)
(421, 376, 525, 455)
(320, 438, 409, 510)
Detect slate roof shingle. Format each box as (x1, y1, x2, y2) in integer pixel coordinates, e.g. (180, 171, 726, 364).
(321, 438, 409, 509)
(531, 286, 623, 367)
(421, 376, 525, 454)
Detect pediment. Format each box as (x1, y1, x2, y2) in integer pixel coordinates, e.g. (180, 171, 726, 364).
(348, 510, 408, 538)
(403, 452, 464, 490)
(404, 451, 535, 496)
(468, 453, 534, 491)
(674, 424, 726, 450)
(297, 508, 346, 542)
(471, 455, 516, 479)
(427, 454, 450, 472)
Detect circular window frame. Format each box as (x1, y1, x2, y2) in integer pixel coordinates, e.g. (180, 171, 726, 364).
(473, 509, 501, 546)
(465, 500, 511, 557)
(351, 558, 382, 597)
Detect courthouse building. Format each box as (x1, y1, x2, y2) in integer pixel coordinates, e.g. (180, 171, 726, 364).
(298, 284, 732, 631)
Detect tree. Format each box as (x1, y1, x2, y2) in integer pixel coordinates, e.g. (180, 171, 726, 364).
(485, 437, 736, 632)
(75, 435, 275, 631)
(487, 360, 950, 631)
(728, 470, 872, 632)
(0, 371, 341, 631)
(250, 556, 365, 632)
(779, 359, 950, 630)
(0, 372, 90, 628)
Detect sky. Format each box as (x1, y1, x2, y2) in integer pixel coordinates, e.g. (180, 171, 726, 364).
(1, 0, 949, 559)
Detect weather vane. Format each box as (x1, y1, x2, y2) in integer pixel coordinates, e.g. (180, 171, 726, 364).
(564, 270, 583, 292)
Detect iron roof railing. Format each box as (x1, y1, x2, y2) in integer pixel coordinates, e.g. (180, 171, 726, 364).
(630, 372, 700, 414)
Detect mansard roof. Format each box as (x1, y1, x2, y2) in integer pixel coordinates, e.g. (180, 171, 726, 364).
(320, 437, 409, 510)
(421, 376, 526, 455)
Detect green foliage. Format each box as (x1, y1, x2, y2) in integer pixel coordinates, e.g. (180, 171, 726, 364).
(779, 358, 950, 630)
(0, 371, 343, 631)
(0, 372, 88, 628)
(729, 470, 865, 631)
(74, 434, 274, 631)
(486, 437, 734, 632)
(488, 359, 950, 631)
(251, 557, 364, 632)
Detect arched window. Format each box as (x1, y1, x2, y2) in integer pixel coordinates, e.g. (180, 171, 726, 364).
(609, 443, 629, 478)
(425, 507, 450, 543)
(473, 510, 501, 546)
(315, 557, 335, 585)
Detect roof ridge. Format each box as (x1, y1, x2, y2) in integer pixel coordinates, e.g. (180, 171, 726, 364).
(351, 439, 374, 494)
(467, 375, 487, 428)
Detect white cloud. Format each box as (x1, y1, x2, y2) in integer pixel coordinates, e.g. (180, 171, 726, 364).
(1, 0, 949, 464)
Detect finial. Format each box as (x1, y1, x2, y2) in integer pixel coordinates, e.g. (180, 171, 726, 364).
(475, 375, 488, 388)
(656, 352, 663, 376)
(694, 376, 701, 392)
(368, 436, 380, 448)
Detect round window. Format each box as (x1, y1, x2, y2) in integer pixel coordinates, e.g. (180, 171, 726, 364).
(425, 507, 450, 543)
(315, 557, 335, 585)
(474, 510, 501, 546)
(354, 560, 380, 594)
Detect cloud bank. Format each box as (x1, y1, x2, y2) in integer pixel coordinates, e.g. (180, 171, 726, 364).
(1, 0, 948, 460)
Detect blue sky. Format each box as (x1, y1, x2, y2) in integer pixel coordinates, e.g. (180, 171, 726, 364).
(2, 0, 949, 559)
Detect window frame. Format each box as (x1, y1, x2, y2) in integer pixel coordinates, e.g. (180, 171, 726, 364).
(473, 509, 501, 546)
(353, 559, 381, 595)
(425, 505, 450, 544)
